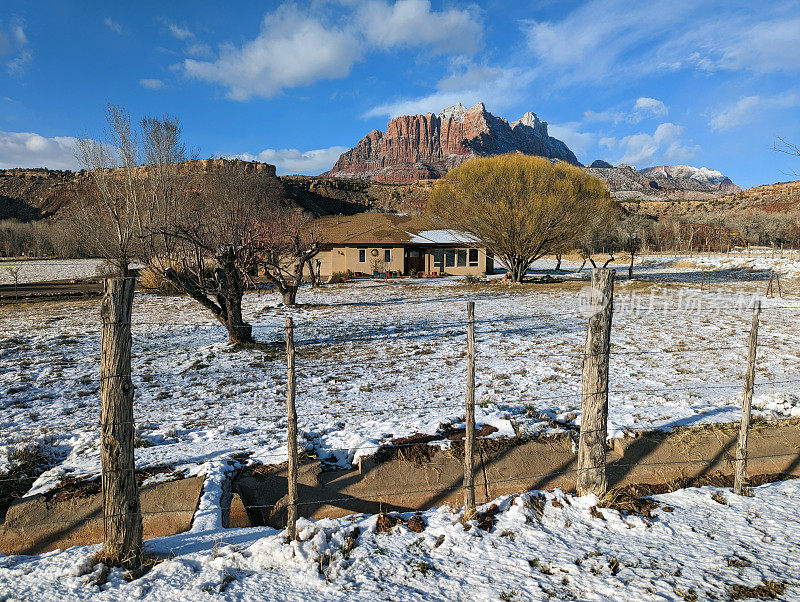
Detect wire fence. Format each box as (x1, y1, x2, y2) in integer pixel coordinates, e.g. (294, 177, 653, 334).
(1, 277, 800, 556)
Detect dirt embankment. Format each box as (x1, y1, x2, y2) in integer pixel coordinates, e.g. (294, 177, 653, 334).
(227, 419, 800, 529)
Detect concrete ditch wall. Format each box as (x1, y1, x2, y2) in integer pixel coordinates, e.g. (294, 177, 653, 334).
(228, 419, 800, 529)
(0, 476, 204, 555)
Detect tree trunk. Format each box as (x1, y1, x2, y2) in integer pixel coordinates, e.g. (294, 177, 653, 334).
(576, 259, 586, 273)
(508, 258, 527, 282)
(628, 253, 634, 279)
(221, 291, 253, 345)
(734, 301, 761, 494)
(282, 287, 298, 306)
(100, 277, 143, 567)
(306, 259, 319, 288)
(215, 256, 253, 346)
(577, 268, 615, 497)
(555, 253, 562, 271)
(464, 301, 477, 520)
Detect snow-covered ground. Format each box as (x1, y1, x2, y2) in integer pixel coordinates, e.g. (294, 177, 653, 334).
(1, 254, 800, 599)
(2, 480, 799, 600)
(0, 258, 109, 284)
(1, 256, 799, 485)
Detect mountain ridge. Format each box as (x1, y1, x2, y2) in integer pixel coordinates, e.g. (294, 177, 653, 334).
(323, 102, 580, 184)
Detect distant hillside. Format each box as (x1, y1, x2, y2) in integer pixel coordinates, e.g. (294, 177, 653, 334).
(585, 163, 739, 204)
(618, 179, 800, 218)
(0, 160, 431, 223)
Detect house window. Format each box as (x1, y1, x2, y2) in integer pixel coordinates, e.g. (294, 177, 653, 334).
(384, 249, 391, 263)
(359, 249, 366, 263)
(469, 248, 479, 266)
(432, 249, 444, 268)
(457, 250, 467, 267)
(445, 250, 456, 267)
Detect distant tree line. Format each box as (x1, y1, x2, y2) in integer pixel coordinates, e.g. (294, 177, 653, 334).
(0, 217, 99, 258)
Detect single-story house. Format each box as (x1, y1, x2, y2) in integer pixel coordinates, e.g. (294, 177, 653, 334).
(312, 213, 493, 278)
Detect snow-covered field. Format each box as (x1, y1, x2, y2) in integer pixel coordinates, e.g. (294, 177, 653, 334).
(1, 255, 800, 599)
(2, 258, 800, 482)
(0, 258, 109, 284)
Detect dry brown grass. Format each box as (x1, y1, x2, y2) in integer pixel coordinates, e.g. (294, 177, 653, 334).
(729, 580, 786, 600)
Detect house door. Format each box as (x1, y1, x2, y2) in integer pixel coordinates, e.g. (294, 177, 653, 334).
(405, 248, 425, 275)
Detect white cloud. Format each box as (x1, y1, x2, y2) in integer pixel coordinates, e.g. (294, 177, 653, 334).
(634, 97, 667, 117)
(186, 42, 212, 58)
(548, 122, 595, 158)
(182, 1, 483, 101)
(104, 17, 123, 34)
(585, 97, 668, 125)
(0, 131, 82, 170)
(167, 23, 193, 41)
(1, 20, 31, 74)
(599, 136, 616, 149)
(184, 5, 361, 101)
(358, 0, 482, 55)
(139, 78, 166, 90)
(232, 145, 349, 175)
(710, 93, 800, 130)
(617, 122, 697, 166)
(522, 0, 800, 85)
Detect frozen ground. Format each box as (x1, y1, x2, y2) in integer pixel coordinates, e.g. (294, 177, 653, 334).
(1, 254, 800, 599)
(1, 479, 799, 600)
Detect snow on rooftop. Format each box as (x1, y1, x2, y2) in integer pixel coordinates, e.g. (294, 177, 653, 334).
(408, 229, 478, 244)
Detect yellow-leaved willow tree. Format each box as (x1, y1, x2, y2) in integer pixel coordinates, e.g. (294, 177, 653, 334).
(427, 154, 620, 282)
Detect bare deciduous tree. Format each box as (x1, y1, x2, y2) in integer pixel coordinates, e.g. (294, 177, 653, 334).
(427, 154, 619, 282)
(75, 104, 144, 276)
(615, 215, 653, 279)
(774, 136, 800, 176)
(255, 209, 319, 306)
(152, 159, 286, 344)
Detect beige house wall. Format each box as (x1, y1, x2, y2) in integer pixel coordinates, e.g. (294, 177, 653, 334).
(318, 245, 492, 277)
(328, 246, 405, 275)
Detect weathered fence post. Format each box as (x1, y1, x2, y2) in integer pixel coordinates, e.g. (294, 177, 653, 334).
(100, 277, 142, 567)
(464, 301, 477, 521)
(577, 268, 615, 497)
(285, 316, 299, 540)
(734, 300, 761, 495)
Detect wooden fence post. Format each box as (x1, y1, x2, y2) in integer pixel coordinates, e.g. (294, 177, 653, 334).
(577, 268, 615, 497)
(285, 316, 299, 540)
(464, 301, 477, 521)
(100, 277, 142, 567)
(734, 300, 761, 495)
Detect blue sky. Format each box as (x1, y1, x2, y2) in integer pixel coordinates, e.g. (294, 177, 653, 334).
(1, 0, 799, 188)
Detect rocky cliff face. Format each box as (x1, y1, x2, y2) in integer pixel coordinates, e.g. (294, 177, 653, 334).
(324, 102, 580, 184)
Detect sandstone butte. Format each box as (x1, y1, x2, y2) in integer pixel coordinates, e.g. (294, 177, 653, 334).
(323, 102, 580, 185)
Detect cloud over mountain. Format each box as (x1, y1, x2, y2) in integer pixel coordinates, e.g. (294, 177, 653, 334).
(183, 0, 482, 101)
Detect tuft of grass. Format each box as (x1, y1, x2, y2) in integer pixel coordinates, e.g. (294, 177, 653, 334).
(0, 443, 50, 522)
(729, 581, 786, 600)
(414, 560, 435, 575)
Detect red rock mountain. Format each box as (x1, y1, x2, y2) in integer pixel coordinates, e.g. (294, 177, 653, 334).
(323, 102, 580, 184)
